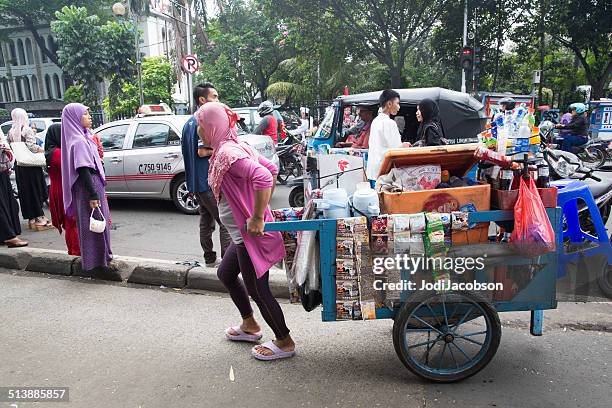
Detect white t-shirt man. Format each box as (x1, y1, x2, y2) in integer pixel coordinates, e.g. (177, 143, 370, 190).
(366, 111, 403, 180)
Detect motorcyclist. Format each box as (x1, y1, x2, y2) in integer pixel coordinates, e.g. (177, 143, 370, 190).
(253, 101, 279, 145)
(492, 97, 516, 122)
(555, 103, 588, 152)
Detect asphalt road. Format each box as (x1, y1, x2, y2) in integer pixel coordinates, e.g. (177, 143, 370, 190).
(0, 271, 610, 408)
(18, 185, 294, 262)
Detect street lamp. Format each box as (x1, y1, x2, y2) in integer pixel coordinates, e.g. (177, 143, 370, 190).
(113, 1, 144, 107)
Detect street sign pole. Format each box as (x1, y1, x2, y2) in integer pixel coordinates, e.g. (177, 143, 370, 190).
(461, 0, 468, 93)
(186, 1, 193, 114)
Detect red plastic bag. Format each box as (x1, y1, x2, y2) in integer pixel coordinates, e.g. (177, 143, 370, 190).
(511, 177, 556, 256)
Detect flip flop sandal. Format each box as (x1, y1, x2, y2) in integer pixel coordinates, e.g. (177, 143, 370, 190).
(225, 326, 263, 343)
(251, 340, 296, 361)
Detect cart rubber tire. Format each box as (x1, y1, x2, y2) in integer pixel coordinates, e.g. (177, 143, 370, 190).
(392, 290, 501, 383)
(596, 234, 612, 298)
(288, 185, 304, 208)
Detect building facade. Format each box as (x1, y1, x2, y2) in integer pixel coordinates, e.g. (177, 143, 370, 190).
(0, 26, 67, 106)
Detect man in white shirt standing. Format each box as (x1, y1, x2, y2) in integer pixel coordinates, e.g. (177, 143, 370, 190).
(366, 89, 411, 186)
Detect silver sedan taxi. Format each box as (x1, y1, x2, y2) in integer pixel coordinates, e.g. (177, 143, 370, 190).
(94, 106, 279, 214)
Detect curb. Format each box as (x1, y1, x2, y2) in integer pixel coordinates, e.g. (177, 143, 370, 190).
(0, 246, 289, 299)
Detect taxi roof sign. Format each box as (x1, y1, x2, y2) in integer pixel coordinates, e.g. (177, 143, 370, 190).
(137, 103, 173, 117)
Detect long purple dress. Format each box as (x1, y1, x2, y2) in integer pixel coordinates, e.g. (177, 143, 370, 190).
(72, 172, 112, 270)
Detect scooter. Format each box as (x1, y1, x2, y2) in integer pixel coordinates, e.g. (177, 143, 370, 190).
(540, 120, 608, 169)
(276, 142, 303, 185)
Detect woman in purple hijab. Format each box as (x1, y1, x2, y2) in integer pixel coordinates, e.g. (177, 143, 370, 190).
(61, 103, 112, 271)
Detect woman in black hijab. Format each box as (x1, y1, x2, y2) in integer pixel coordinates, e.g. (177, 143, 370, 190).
(45, 123, 80, 255)
(415, 98, 447, 146)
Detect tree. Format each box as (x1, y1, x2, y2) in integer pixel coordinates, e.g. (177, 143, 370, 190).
(542, 0, 611, 99)
(51, 6, 107, 105)
(51, 5, 135, 107)
(104, 56, 176, 119)
(272, 0, 449, 87)
(196, 0, 296, 103)
(0, 0, 110, 67)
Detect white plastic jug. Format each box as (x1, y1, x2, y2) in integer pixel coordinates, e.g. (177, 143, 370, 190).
(352, 183, 380, 216)
(317, 188, 350, 219)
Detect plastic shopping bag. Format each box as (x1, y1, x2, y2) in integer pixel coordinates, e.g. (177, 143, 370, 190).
(511, 177, 555, 257)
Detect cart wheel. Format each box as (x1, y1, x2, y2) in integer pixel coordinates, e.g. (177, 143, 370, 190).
(392, 290, 501, 383)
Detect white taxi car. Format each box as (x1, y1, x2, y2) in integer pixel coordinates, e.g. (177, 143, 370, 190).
(94, 106, 279, 214)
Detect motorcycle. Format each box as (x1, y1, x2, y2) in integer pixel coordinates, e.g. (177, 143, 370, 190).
(539, 124, 612, 228)
(539, 120, 608, 169)
(275, 131, 304, 185)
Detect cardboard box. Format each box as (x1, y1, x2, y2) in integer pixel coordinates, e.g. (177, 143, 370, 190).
(377, 144, 491, 214)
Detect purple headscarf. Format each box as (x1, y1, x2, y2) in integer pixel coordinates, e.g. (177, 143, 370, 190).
(61, 103, 106, 217)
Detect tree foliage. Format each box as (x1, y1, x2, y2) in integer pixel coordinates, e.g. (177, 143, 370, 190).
(103, 56, 176, 119)
(194, 0, 292, 105)
(51, 5, 135, 107)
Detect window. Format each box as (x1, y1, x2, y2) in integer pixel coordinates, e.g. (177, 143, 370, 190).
(1, 122, 11, 135)
(17, 39, 26, 65)
(40, 43, 48, 63)
(23, 76, 32, 100)
(97, 124, 130, 151)
(9, 40, 17, 66)
(31, 120, 46, 132)
(45, 74, 53, 99)
(15, 77, 23, 101)
(31, 75, 39, 99)
(25, 38, 33, 65)
(0, 45, 4, 66)
(132, 123, 180, 148)
(53, 74, 62, 98)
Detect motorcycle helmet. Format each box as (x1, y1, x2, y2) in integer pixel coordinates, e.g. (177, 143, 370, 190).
(257, 101, 274, 116)
(569, 102, 587, 114)
(499, 97, 516, 111)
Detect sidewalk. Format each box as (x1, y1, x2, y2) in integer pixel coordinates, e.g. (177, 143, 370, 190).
(0, 246, 290, 298)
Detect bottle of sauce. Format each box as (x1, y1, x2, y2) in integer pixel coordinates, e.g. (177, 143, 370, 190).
(499, 169, 514, 190)
(537, 163, 550, 188)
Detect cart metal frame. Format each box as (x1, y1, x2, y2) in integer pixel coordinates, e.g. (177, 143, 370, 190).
(265, 207, 562, 381)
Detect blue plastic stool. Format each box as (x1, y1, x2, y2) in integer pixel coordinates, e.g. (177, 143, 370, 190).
(551, 179, 610, 244)
(551, 179, 611, 278)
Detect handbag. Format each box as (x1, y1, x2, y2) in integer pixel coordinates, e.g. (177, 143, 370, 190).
(89, 207, 107, 233)
(9, 141, 46, 167)
(0, 147, 14, 173)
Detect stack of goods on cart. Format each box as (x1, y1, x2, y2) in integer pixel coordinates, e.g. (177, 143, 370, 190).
(273, 207, 305, 303)
(375, 144, 491, 244)
(332, 210, 477, 320)
(478, 105, 540, 158)
(474, 106, 557, 243)
(335, 217, 370, 320)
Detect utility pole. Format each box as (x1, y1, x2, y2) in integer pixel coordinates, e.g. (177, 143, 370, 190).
(131, 1, 144, 107)
(461, 0, 468, 93)
(186, 1, 194, 113)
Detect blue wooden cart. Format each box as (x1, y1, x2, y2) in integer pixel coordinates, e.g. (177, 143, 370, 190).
(266, 207, 561, 383)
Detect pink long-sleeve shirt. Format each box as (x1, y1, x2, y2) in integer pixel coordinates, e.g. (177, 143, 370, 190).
(220, 154, 286, 278)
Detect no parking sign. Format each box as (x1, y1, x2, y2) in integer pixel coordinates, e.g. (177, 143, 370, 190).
(181, 54, 200, 74)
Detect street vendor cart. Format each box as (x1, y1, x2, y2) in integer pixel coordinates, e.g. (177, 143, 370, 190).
(267, 144, 563, 383)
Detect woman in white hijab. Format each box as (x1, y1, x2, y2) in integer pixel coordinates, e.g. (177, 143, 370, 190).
(7, 108, 52, 230)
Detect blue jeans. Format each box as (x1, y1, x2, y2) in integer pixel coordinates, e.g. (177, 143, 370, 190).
(561, 134, 587, 152)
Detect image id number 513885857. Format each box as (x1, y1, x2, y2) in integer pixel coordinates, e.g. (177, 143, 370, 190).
(0, 387, 69, 402)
